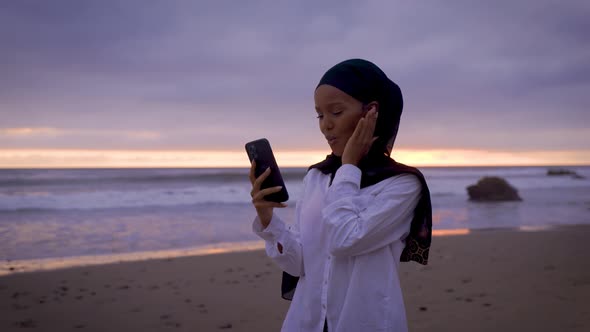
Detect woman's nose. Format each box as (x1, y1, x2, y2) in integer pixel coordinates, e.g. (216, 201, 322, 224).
(321, 118, 334, 131)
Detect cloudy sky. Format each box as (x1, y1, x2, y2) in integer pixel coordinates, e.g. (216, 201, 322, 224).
(0, 0, 589, 167)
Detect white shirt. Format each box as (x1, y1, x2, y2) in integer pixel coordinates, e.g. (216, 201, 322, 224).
(252, 163, 421, 332)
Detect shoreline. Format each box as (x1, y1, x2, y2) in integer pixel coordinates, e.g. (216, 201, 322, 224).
(0, 240, 265, 277)
(2, 223, 586, 277)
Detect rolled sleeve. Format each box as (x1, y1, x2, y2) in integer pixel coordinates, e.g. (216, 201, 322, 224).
(251, 212, 305, 276)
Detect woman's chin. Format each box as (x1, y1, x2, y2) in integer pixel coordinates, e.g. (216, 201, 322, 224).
(331, 149, 343, 157)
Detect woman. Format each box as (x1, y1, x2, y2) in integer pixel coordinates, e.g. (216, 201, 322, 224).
(249, 59, 432, 332)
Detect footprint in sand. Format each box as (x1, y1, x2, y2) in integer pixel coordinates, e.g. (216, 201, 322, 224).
(14, 319, 37, 328)
(53, 287, 67, 297)
(164, 321, 182, 328)
(13, 303, 30, 310)
(197, 304, 208, 314)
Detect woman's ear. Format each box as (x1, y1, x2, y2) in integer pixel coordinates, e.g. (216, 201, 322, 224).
(363, 101, 380, 116)
(369, 101, 379, 112)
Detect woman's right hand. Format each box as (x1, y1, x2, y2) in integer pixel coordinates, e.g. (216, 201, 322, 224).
(249, 160, 287, 229)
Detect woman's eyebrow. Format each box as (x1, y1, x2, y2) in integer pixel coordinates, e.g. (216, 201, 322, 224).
(326, 101, 344, 107)
(316, 102, 345, 111)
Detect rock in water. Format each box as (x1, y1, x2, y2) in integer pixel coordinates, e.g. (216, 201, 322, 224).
(467, 176, 522, 201)
(547, 168, 574, 176)
(547, 168, 585, 179)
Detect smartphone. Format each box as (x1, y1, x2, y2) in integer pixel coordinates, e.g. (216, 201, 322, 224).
(245, 138, 289, 203)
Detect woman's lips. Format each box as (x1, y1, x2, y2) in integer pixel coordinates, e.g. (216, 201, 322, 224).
(327, 137, 337, 145)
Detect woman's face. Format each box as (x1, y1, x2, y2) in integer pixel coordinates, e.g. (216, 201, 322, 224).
(314, 84, 365, 156)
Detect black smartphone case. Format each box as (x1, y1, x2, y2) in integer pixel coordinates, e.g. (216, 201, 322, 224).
(245, 138, 289, 203)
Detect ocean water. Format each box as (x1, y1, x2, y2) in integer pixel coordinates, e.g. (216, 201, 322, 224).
(1, 166, 589, 261)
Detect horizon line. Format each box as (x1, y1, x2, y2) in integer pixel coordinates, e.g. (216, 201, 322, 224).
(1, 164, 589, 170)
(1, 148, 589, 168)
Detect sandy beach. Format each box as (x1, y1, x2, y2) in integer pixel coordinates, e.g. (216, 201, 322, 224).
(1, 225, 589, 332)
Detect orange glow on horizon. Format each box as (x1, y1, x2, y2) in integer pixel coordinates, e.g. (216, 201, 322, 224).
(432, 229, 471, 236)
(0, 148, 589, 168)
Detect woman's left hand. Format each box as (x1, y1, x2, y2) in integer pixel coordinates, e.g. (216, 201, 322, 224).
(342, 107, 379, 166)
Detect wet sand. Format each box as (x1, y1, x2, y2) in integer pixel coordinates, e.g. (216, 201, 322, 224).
(1, 225, 589, 331)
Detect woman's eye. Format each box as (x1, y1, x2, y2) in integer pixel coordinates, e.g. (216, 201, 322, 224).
(316, 114, 323, 119)
(332, 111, 342, 115)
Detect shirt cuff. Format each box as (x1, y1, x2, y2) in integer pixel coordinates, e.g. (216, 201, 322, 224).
(252, 213, 287, 242)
